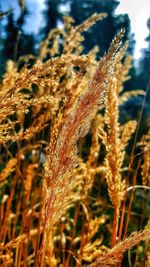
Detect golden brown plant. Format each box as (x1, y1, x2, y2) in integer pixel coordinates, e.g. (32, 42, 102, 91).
(89, 231, 150, 267)
(40, 29, 126, 264)
(141, 130, 150, 186)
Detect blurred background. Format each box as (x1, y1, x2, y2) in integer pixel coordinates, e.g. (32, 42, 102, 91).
(0, 0, 150, 128)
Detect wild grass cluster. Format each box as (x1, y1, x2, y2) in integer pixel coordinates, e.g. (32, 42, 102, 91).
(0, 13, 150, 266)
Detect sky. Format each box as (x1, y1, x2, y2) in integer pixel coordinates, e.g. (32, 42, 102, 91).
(116, 0, 150, 58)
(1, 0, 150, 59)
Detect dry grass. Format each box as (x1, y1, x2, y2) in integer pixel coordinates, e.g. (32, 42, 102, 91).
(0, 14, 150, 267)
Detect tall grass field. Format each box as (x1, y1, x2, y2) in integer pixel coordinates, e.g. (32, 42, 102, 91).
(0, 13, 150, 267)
